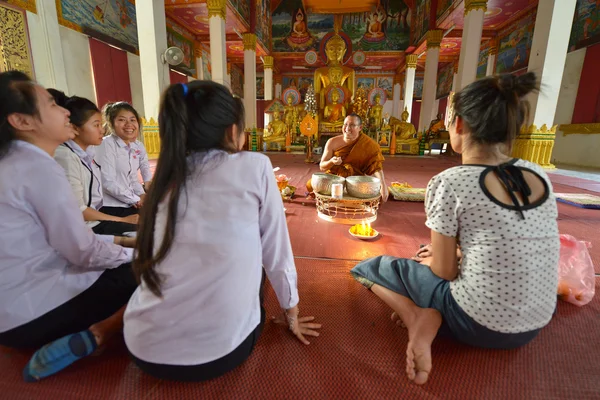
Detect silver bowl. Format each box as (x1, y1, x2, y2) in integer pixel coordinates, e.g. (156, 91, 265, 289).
(311, 173, 345, 195)
(346, 176, 381, 198)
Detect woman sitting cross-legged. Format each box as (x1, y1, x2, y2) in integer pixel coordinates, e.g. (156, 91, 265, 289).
(0, 71, 139, 381)
(123, 80, 321, 382)
(50, 90, 138, 236)
(351, 72, 559, 385)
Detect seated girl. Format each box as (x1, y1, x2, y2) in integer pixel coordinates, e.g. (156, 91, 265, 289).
(123, 80, 321, 382)
(50, 91, 138, 235)
(351, 72, 559, 385)
(0, 71, 139, 381)
(94, 102, 150, 217)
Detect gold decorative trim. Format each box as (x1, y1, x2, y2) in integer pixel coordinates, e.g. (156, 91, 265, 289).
(242, 33, 256, 51)
(426, 30, 444, 49)
(559, 123, 600, 136)
(0, 2, 35, 77)
(206, 0, 227, 20)
(406, 54, 418, 69)
(6, 0, 36, 14)
(520, 124, 558, 136)
(512, 124, 557, 169)
(55, 0, 83, 33)
(263, 55, 274, 69)
(464, 0, 488, 15)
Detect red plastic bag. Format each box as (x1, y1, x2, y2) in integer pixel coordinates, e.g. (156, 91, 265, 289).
(557, 234, 595, 306)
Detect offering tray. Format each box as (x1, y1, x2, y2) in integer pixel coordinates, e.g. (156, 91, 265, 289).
(314, 192, 381, 225)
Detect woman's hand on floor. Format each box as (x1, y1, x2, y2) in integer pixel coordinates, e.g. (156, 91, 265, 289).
(412, 244, 432, 262)
(273, 305, 322, 345)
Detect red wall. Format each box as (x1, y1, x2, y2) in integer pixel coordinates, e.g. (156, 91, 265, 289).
(572, 42, 600, 124)
(438, 96, 448, 119)
(169, 69, 188, 85)
(89, 38, 132, 109)
(411, 100, 421, 129)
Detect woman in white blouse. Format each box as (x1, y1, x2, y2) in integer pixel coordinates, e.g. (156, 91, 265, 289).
(0, 71, 138, 382)
(94, 102, 150, 217)
(50, 91, 138, 235)
(124, 81, 321, 382)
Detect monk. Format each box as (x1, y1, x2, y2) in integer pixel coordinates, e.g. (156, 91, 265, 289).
(307, 113, 389, 201)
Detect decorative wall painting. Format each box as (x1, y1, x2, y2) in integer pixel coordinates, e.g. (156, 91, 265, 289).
(167, 27, 195, 76)
(0, 2, 34, 77)
(256, 76, 264, 99)
(201, 47, 211, 81)
(569, 0, 600, 51)
(376, 77, 394, 99)
(476, 47, 488, 79)
(230, 64, 243, 98)
(496, 10, 536, 74)
(413, 78, 424, 99)
(357, 77, 375, 92)
(255, 0, 271, 51)
(436, 64, 453, 99)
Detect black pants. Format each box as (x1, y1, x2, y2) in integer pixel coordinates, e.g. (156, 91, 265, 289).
(92, 220, 137, 236)
(130, 272, 266, 382)
(0, 264, 137, 349)
(100, 206, 138, 218)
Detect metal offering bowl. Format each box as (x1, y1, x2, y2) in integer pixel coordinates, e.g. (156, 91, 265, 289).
(346, 176, 381, 199)
(311, 173, 345, 195)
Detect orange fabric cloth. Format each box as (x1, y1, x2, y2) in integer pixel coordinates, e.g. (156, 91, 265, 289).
(327, 104, 344, 123)
(307, 134, 384, 192)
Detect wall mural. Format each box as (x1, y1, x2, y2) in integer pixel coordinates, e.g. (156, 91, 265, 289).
(413, 0, 430, 45)
(5, 0, 36, 13)
(377, 76, 394, 99)
(282, 76, 313, 99)
(569, 0, 600, 51)
(414, 77, 424, 99)
(167, 27, 195, 76)
(272, 0, 410, 53)
(0, 2, 34, 77)
(201, 46, 211, 80)
(476, 47, 489, 79)
(255, 0, 271, 51)
(436, 64, 453, 99)
(57, 0, 138, 50)
(228, 0, 250, 26)
(230, 63, 243, 98)
(495, 10, 535, 74)
(256, 76, 264, 99)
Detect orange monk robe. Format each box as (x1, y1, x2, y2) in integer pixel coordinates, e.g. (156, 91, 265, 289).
(307, 134, 384, 192)
(327, 103, 344, 123)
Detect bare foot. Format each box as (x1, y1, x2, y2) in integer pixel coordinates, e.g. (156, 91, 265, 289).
(404, 308, 442, 385)
(391, 312, 406, 328)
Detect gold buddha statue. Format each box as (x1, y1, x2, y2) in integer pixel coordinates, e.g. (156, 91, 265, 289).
(369, 94, 384, 130)
(314, 33, 355, 110)
(391, 106, 419, 155)
(264, 111, 288, 150)
(322, 90, 346, 130)
(283, 94, 300, 132)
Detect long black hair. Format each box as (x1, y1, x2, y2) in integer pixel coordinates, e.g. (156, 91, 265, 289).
(134, 80, 245, 296)
(48, 89, 100, 129)
(102, 101, 142, 136)
(0, 71, 37, 159)
(450, 72, 538, 148)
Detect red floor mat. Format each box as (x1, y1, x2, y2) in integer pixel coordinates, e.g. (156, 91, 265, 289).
(1, 259, 598, 399)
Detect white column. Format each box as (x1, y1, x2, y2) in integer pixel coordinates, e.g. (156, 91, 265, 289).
(207, 0, 227, 85)
(403, 54, 417, 122)
(451, 63, 459, 92)
(392, 75, 402, 118)
(275, 83, 282, 99)
(243, 33, 257, 128)
(527, 0, 577, 127)
(136, 0, 169, 120)
(486, 41, 497, 77)
(195, 48, 203, 79)
(263, 56, 274, 101)
(418, 30, 442, 132)
(25, 0, 68, 91)
(456, 0, 487, 90)
(225, 63, 232, 88)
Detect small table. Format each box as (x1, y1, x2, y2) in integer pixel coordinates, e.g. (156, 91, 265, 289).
(314, 192, 381, 225)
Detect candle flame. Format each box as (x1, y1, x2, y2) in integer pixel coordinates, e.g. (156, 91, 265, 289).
(352, 220, 373, 236)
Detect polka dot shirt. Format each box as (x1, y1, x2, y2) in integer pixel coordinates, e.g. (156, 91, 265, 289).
(425, 159, 560, 333)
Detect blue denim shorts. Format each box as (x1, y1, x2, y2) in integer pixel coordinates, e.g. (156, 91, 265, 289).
(351, 256, 541, 349)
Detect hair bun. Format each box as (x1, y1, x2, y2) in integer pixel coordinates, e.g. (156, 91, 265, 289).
(498, 72, 537, 99)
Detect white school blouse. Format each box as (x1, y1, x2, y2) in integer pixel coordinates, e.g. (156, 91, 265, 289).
(124, 151, 299, 365)
(54, 141, 104, 228)
(0, 141, 133, 332)
(94, 134, 145, 208)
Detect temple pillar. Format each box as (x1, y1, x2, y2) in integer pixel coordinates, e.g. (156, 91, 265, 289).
(195, 48, 202, 79)
(513, 0, 577, 168)
(486, 39, 497, 77)
(136, 0, 169, 120)
(403, 54, 418, 122)
(263, 56, 274, 127)
(207, 0, 227, 85)
(243, 33, 257, 128)
(225, 62, 231, 88)
(456, 0, 487, 90)
(25, 0, 68, 91)
(451, 63, 459, 92)
(418, 30, 442, 132)
(275, 74, 282, 100)
(392, 74, 402, 118)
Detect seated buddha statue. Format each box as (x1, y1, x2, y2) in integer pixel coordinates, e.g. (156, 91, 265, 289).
(314, 33, 355, 110)
(369, 94, 384, 131)
(264, 111, 288, 150)
(322, 90, 346, 130)
(391, 106, 418, 155)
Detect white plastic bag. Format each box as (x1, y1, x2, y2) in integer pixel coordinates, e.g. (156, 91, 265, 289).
(557, 234, 596, 306)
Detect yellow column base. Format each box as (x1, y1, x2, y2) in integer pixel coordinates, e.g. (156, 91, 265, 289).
(141, 118, 160, 159)
(512, 124, 557, 169)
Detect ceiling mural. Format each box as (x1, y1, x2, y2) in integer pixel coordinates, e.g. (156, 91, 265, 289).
(413, 0, 430, 45)
(495, 9, 536, 74)
(228, 0, 250, 26)
(255, 0, 272, 51)
(438, 0, 538, 30)
(569, 0, 600, 52)
(165, 3, 248, 36)
(436, 62, 453, 99)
